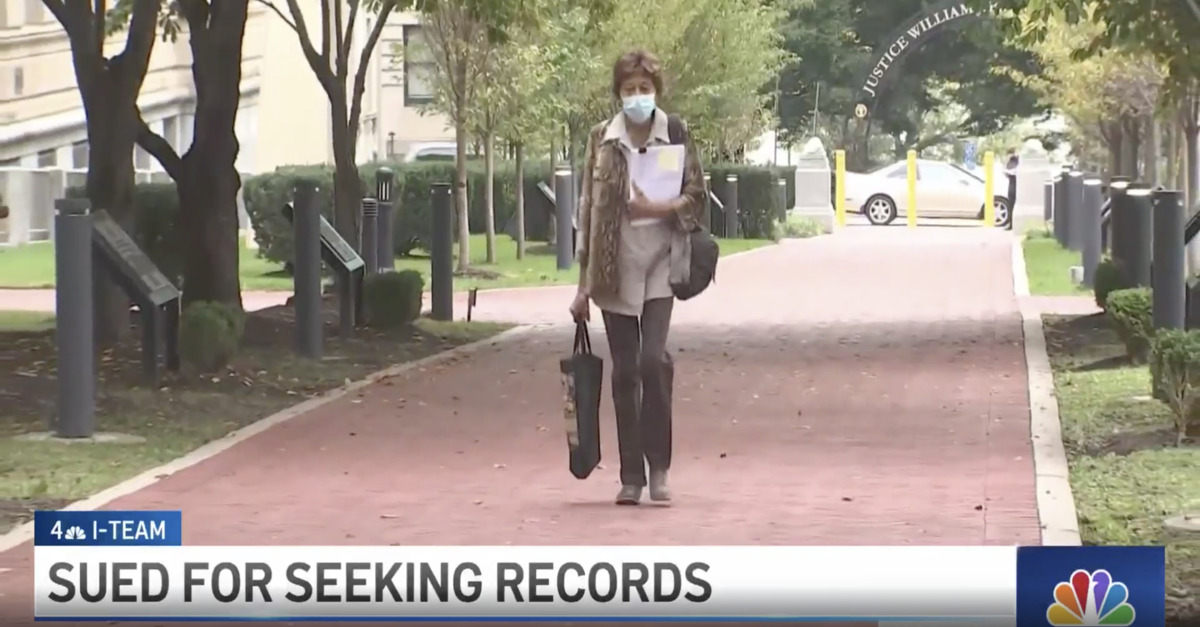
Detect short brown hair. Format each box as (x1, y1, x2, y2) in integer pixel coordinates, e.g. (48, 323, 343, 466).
(611, 49, 664, 98)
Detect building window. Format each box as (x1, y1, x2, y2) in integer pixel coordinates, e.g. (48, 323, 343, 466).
(0, 158, 18, 167)
(36, 149, 56, 167)
(162, 116, 178, 150)
(134, 145, 150, 170)
(403, 25, 435, 106)
(13, 67, 22, 96)
(72, 141, 88, 168)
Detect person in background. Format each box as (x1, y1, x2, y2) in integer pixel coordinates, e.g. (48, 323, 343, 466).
(1005, 153, 1019, 211)
(568, 49, 706, 506)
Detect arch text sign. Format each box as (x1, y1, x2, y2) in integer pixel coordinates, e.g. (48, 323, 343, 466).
(854, 0, 981, 120)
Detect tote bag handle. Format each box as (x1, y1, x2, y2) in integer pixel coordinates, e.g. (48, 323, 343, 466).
(573, 322, 593, 355)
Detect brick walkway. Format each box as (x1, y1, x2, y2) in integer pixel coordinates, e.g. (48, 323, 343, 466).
(0, 226, 1039, 624)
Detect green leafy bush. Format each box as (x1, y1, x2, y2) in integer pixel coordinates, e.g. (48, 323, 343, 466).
(1149, 329, 1200, 445)
(775, 216, 824, 240)
(242, 161, 556, 267)
(178, 301, 243, 372)
(1105, 288, 1154, 363)
(707, 164, 793, 239)
(67, 182, 183, 287)
(1093, 257, 1131, 310)
(363, 270, 424, 328)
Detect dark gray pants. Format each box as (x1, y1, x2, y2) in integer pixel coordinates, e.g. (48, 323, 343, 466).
(601, 297, 674, 487)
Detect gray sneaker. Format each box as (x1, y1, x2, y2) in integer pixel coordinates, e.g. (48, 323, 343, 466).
(648, 469, 671, 502)
(615, 485, 642, 505)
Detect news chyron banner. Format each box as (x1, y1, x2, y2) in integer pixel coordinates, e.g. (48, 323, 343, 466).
(33, 511, 1167, 624)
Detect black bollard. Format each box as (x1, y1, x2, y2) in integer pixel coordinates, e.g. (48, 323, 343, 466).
(1065, 171, 1084, 251)
(1053, 175, 1066, 245)
(1109, 180, 1131, 264)
(1126, 186, 1154, 288)
(1153, 189, 1186, 330)
(1081, 178, 1103, 287)
(375, 168, 395, 272)
(554, 167, 573, 271)
(430, 183, 454, 321)
(361, 198, 379, 275)
(775, 178, 787, 222)
(1043, 180, 1053, 222)
(292, 180, 323, 359)
(54, 198, 95, 438)
(725, 174, 740, 238)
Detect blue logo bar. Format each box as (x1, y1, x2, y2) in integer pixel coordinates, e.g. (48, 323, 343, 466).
(34, 511, 182, 546)
(1016, 546, 1165, 627)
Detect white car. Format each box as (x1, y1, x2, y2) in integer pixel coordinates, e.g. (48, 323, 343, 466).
(845, 159, 1011, 227)
(401, 142, 457, 163)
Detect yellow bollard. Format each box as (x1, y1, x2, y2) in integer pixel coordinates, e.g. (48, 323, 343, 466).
(834, 150, 846, 228)
(982, 151, 995, 227)
(906, 150, 917, 228)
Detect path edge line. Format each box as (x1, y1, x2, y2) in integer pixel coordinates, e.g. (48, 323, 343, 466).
(1011, 235, 1082, 546)
(0, 324, 535, 554)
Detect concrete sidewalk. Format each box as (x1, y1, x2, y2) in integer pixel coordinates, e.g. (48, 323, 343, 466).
(0, 227, 1039, 624)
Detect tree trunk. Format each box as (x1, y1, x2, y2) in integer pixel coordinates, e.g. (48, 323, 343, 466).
(1184, 92, 1200, 210)
(1106, 120, 1123, 178)
(1144, 113, 1160, 187)
(454, 99, 470, 273)
(484, 129, 496, 264)
(331, 115, 363, 247)
(515, 141, 525, 260)
(1122, 114, 1141, 178)
(177, 0, 248, 309)
(1166, 118, 1179, 189)
(84, 111, 139, 345)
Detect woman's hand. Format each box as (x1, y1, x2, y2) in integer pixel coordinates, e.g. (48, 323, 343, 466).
(569, 290, 591, 322)
(628, 183, 670, 221)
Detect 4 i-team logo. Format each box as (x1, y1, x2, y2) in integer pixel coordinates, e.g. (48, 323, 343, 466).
(1047, 569, 1135, 626)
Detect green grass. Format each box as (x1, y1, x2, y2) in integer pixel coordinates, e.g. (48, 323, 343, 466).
(1044, 314, 1199, 622)
(0, 316, 510, 532)
(0, 241, 292, 291)
(0, 310, 56, 332)
(1023, 233, 1090, 296)
(1, 234, 774, 293)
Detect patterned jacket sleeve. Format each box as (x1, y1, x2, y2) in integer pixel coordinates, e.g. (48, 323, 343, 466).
(575, 129, 599, 293)
(668, 121, 706, 231)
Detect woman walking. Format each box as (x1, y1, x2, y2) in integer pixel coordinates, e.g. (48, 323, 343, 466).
(568, 49, 707, 505)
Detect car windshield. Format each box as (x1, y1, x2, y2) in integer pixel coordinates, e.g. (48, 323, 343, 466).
(950, 163, 983, 182)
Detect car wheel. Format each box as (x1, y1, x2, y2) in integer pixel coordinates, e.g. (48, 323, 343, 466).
(865, 195, 898, 226)
(987, 196, 1012, 227)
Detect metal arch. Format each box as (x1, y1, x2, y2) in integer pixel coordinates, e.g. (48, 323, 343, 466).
(852, 0, 986, 121)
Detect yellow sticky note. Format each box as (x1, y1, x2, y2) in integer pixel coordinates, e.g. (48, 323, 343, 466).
(657, 148, 682, 172)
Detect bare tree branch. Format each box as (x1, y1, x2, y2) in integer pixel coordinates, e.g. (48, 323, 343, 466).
(349, 0, 395, 139)
(319, 0, 331, 64)
(343, 0, 360, 64)
(136, 116, 185, 181)
(282, 0, 336, 93)
(333, 0, 346, 82)
(92, 0, 105, 60)
(255, 0, 299, 33)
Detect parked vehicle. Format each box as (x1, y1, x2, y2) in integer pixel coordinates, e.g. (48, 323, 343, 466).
(844, 159, 1011, 227)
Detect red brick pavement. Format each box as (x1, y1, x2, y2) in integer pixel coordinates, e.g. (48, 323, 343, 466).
(0, 227, 1039, 625)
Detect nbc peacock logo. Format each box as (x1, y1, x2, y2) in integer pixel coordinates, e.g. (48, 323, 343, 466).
(1047, 569, 1135, 626)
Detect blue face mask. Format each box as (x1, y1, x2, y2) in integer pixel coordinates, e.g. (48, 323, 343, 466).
(622, 94, 656, 124)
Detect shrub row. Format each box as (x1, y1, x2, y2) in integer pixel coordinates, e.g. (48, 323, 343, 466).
(1106, 286, 1200, 444)
(71, 161, 798, 283)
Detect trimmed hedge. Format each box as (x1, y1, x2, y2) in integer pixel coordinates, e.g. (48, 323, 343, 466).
(66, 182, 183, 287)
(69, 160, 795, 283)
(243, 161, 557, 266)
